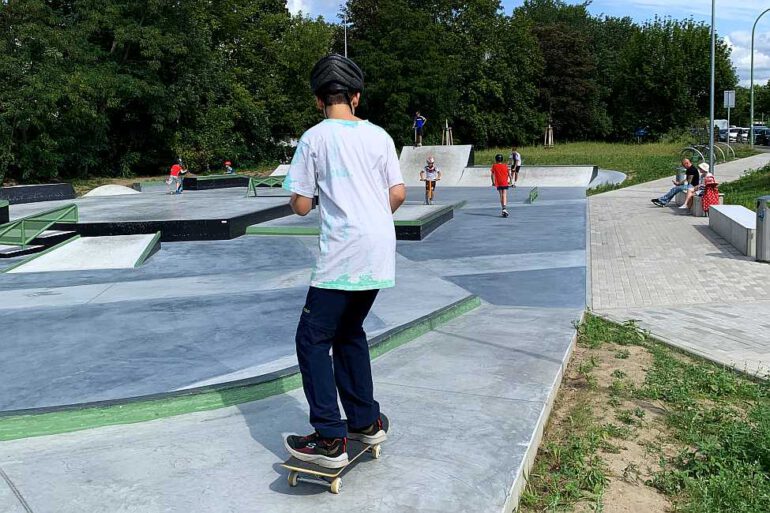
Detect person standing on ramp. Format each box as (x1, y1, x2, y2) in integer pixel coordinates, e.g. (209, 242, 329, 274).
(413, 111, 427, 147)
(282, 54, 406, 469)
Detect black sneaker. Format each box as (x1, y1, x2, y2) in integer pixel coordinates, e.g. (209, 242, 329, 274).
(651, 199, 664, 207)
(348, 416, 388, 445)
(284, 432, 349, 468)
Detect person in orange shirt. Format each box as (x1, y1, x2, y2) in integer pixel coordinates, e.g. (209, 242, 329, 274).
(491, 153, 510, 217)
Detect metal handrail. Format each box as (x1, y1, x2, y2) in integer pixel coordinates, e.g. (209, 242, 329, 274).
(246, 176, 284, 197)
(0, 204, 78, 249)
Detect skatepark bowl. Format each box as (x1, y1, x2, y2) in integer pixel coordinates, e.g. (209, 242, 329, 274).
(0, 146, 609, 512)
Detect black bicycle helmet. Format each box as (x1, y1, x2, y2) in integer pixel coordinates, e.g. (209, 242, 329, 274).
(495, 154, 504, 163)
(310, 54, 364, 95)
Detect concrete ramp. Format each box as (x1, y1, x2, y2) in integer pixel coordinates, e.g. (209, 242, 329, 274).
(270, 164, 290, 177)
(456, 165, 598, 187)
(399, 145, 473, 186)
(8, 233, 160, 273)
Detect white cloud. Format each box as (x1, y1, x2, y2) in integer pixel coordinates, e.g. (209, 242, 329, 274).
(725, 30, 770, 86)
(286, 0, 341, 19)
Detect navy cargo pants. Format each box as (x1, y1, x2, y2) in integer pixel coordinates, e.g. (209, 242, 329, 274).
(295, 286, 381, 439)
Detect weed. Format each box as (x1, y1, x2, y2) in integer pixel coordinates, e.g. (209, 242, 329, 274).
(615, 349, 631, 360)
(611, 369, 627, 379)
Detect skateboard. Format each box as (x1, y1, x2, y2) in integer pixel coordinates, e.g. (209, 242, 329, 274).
(282, 414, 389, 494)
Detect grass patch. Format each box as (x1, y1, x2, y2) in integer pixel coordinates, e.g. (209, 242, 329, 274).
(521, 313, 770, 513)
(475, 142, 757, 193)
(719, 164, 770, 211)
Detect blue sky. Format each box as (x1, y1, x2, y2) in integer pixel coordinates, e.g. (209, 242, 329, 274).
(286, 0, 770, 86)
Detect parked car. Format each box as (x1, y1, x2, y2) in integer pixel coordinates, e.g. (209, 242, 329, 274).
(718, 129, 728, 142)
(754, 127, 770, 146)
(728, 128, 741, 143)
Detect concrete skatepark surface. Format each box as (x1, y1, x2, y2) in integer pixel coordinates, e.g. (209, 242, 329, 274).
(1, 183, 588, 512)
(7, 234, 160, 273)
(9, 187, 287, 224)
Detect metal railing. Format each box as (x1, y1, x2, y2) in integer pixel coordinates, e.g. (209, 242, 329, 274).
(0, 204, 78, 249)
(246, 176, 284, 197)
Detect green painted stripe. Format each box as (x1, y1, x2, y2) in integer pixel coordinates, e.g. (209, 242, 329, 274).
(1, 235, 81, 273)
(134, 232, 162, 267)
(0, 200, 8, 208)
(245, 225, 319, 236)
(0, 295, 480, 441)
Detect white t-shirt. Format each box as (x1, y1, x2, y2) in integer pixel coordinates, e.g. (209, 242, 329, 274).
(509, 152, 521, 167)
(283, 119, 404, 291)
(423, 165, 440, 181)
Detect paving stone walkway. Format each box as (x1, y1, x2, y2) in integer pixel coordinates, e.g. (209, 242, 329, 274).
(590, 153, 770, 376)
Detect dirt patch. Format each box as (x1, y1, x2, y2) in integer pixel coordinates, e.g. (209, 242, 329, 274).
(522, 338, 674, 512)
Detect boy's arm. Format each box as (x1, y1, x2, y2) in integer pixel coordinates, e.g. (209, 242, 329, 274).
(282, 137, 316, 214)
(491, 170, 496, 186)
(389, 184, 406, 213)
(289, 193, 313, 216)
(383, 136, 405, 212)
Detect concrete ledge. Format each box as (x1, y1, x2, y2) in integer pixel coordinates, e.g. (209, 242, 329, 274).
(709, 205, 757, 257)
(182, 175, 249, 190)
(247, 204, 457, 241)
(0, 183, 76, 205)
(504, 309, 585, 513)
(0, 295, 480, 441)
(692, 193, 724, 217)
(58, 203, 294, 242)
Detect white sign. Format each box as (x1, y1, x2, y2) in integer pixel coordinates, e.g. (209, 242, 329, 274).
(724, 90, 736, 109)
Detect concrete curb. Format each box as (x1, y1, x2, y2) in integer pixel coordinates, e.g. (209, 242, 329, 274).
(0, 295, 481, 442)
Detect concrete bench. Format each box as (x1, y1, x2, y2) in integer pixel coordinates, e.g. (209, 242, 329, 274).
(709, 205, 756, 257)
(691, 193, 724, 217)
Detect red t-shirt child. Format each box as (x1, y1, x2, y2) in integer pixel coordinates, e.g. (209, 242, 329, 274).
(491, 163, 510, 187)
(170, 164, 182, 177)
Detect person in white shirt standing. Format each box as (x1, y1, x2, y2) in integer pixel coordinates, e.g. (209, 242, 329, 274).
(282, 54, 406, 469)
(508, 146, 522, 188)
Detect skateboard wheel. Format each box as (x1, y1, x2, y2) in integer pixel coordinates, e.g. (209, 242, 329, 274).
(371, 445, 382, 459)
(330, 478, 342, 494)
(288, 471, 299, 487)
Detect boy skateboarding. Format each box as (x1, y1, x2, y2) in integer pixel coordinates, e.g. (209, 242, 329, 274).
(491, 153, 510, 217)
(419, 156, 442, 205)
(282, 54, 406, 469)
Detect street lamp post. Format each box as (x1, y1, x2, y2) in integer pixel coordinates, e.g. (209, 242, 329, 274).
(344, 13, 348, 57)
(709, 0, 716, 175)
(750, 8, 770, 149)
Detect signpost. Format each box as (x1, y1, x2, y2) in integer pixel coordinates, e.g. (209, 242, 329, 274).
(724, 90, 735, 141)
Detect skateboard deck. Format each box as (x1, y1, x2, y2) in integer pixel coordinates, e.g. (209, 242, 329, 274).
(282, 414, 389, 494)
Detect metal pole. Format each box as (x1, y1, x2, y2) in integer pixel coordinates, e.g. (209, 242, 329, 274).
(709, 0, 716, 175)
(344, 13, 348, 57)
(751, 8, 770, 149)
